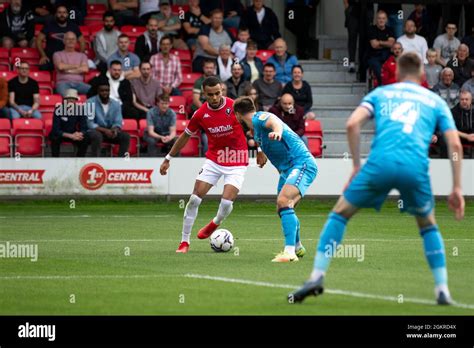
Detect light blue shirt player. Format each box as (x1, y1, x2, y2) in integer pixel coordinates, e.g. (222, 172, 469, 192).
(252, 111, 318, 196)
(344, 82, 457, 216)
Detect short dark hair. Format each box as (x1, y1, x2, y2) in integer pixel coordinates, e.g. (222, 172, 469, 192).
(210, 8, 224, 17)
(109, 60, 122, 67)
(239, 27, 249, 33)
(292, 65, 304, 73)
(264, 63, 276, 71)
(158, 94, 170, 102)
(202, 59, 217, 68)
(139, 61, 152, 69)
(55, 4, 68, 13)
(160, 35, 173, 45)
(397, 52, 422, 79)
(234, 97, 256, 115)
(118, 34, 129, 40)
(103, 11, 115, 21)
(246, 40, 258, 50)
(202, 76, 222, 89)
(97, 78, 110, 88)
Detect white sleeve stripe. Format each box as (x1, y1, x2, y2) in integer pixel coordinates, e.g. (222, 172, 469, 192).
(360, 102, 374, 116)
(185, 128, 195, 136)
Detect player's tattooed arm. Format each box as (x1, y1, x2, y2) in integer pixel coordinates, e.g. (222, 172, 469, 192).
(160, 132, 191, 175)
(265, 115, 283, 141)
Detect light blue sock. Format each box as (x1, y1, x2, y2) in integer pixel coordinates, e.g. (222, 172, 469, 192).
(420, 225, 448, 286)
(279, 208, 298, 247)
(313, 212, 348, 272)
(295, 218, 301, 246)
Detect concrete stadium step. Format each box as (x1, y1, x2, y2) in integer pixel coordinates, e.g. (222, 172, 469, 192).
(300, 60, 352, 72)
(317, 117, 375, 131)
(318, 35, 348, 50)
(322, 141, 372, 158)
(324, 130, 374, 142)
(313, 106, 355, 118)
(310, 83, 366, 95)
(305, 70, 358, 83)
(313, 94, 363, 107)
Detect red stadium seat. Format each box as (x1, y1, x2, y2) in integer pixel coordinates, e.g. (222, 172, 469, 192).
(30, 71, 53, 94)
(89, 24, 105, 38)
(256, 50, 275, 64)
(181, 64, 192, 73)
(171, 49, 192, 63)
(121, 26, 146, 38)
(169, 96, 186, 110)
(12, 119, 44, 157)
(39, 94, 62, 113)
(79, 26, 91, 38)
(87, 3, 106, 14)
(176, 120, 200, 157)
(0, 47, 9, 59)
(85, 70, 101, 83)
(228, 27, 238, 39)
(84, 14, 103, 26)
(41, 112, 54, 123)
(181, 73, 201, 89)
(35, 24, 43, 36)
(0, 118, 12, 157)
(171, 4, 189, 14)
(139, 119, 148, 138)
(0, 65, 9, 72)
(11, 48, 40, 60)
(0, 2, 9, 12)
(0, 71, 17, 81)
(305, 120, 324, 158)
(112, 119, 140, 157)
(44, 118, 53, 137)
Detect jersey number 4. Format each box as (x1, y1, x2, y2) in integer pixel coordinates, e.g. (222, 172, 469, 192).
(390, 102, 419, 134)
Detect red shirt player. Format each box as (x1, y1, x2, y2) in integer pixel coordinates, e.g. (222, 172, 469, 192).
(160, 76, 267, 253)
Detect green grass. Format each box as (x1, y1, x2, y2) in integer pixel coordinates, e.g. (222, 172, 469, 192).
(0, 198, 473, 315)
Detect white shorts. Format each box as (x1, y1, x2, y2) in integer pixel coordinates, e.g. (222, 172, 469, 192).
(196, 159, 247, 191)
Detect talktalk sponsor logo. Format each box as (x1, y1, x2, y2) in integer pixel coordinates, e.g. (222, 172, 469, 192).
(207, 125, 233, 134)
(0, 170, 45, 184)
(79, 163, 153, 190)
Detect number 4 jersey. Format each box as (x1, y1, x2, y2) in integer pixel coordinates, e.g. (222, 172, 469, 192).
(360, 81, 457, 168)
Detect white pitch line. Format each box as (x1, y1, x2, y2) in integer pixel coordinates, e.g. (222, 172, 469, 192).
(0, 274, 174, 280)
(184, 273, 474, 311)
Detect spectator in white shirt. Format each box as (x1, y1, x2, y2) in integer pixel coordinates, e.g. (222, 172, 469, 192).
(397, 19, 428, 64)
(231, 28, 250, 61)
(217, 44, 233, 82)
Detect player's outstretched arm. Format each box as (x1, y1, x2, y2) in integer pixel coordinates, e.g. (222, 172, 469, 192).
(159, 132, 191, 175)
(265, 116, 283, 141)
(444, 129, 465, 220)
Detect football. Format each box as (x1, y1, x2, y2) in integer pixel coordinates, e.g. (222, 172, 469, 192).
(210, 229, 234, 252)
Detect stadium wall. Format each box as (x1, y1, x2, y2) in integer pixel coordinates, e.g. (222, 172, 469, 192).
(0, 158, 472, 197)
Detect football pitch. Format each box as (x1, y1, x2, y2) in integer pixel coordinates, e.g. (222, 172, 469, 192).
(0, 198, 473, 315)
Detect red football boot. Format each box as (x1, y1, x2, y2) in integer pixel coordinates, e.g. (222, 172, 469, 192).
(176, 241, 190, 253)
(197, 220, 219, 239)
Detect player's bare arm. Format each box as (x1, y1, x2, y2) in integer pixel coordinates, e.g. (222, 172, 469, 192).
(159, 132, 191, 175)
(255, 144, 267, 168)
(444, 129, 465, 220)
(265, 115, 283, 141)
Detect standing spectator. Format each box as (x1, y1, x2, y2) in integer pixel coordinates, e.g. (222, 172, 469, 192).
(451, 90, 474, 147)
(37, 5, 85, 71)
(377, 4, 403, 39)
(240, 0, 281, 50)
(88, 61, 144, 120)
(55, 0, 87, 25)
(182, 0, 211, 52)
(191, 59, 216, 113)
(193, 9, 234, 73)
(447, 44, 474, 87)
(432, 68, 460, 109)
(461, 26, 474, 60)
(231, 28, 250, 62)
(49, 89, 89, 157)
(109, 0, 141, 27)
(408, 4, 431, 43)
(150, 36, 183, 96)
(200, 0, 243, 29)
(461, 66, 474, 96)
(266, 38, 298, 85)
(87, 79, 131, 157)
(144, 94, 177, 156)
(397, 19, 428, 64)
(153, 2, 188, 50)
(131, 61, 162, 116)
(268, 93, 308, 147)
(139, 0, 160, 24)
(225, 63, 250, 100)
(94, 12, 121, 73)
(285, 0, 318, 59)
(107, 34, 141, 80)
(0, 77, 7, 119)
(240, 40, 263, 83)
(0, 0, 35, 49)
(53, 32, 90, 97)
(30, 0, 54, 24)
(244, 84, 262, 111)
(282, 65, 315, 120)
(381, 42, 403, 86)
(216, 44, 233, 82)
(8, 62, 41, 119)
(366, 10, 395, 86)
(425, 49, 443, 89)
(253, 63, 282, 111)
(433, 23, 461, 68)
(134, 18, 163, 62)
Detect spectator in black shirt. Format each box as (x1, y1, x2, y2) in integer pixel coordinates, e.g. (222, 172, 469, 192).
(36, 5, 86, 71)
(55, 0, 87, 25)
(49, 89, 89, 157)
(182, 0, 211, 52)
(447, 44, 474, 87)
(452, 90, 474, 145)
(225, 63, 251, 100)
(377, 3, 402, 39)
(134, 18, 162, 62)
(367, 10, 395, 86)
(281, 65, 315, 120)
(29, 0, 54, 24)
(240, 0, 281, 50)
(0, 0, 35, 49)
(200, 0, 243, 29)
(8, 62, 41, 119)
